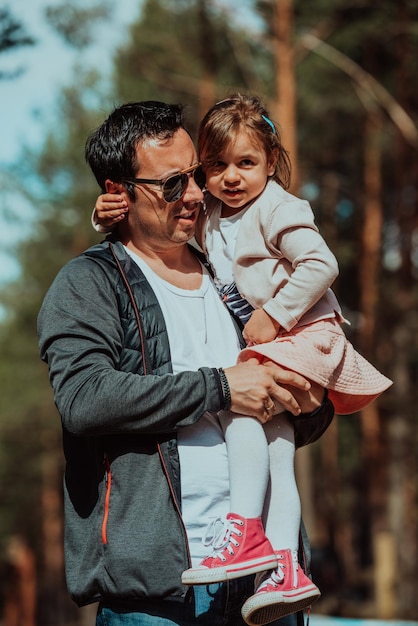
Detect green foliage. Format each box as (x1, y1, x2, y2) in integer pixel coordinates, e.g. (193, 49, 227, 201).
(0, 7, 34, 54)
(113, 0, 273, 135)
(0, 7, 34, 79)
(45, 1, 112, 48)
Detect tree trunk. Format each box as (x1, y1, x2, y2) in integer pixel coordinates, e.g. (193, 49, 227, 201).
(37, 433, 78, 625)
(198, 0, 217, 121)
(388, 324, 418, 619)
(272, 0, 299, 193)
(358, 109, 395, 618)
(388, 1, 418, 616)
(2, 536, 37, 626)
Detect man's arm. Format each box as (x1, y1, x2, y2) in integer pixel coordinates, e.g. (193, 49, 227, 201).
(38, 256, 224, 436)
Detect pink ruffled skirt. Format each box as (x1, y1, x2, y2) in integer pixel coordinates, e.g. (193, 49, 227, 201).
(238, 318, 392, 415)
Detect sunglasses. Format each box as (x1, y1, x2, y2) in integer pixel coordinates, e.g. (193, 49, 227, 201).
(123, 163, 206, 203)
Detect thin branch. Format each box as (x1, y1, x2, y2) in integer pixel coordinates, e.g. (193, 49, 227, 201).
(300, 33, 418, 150)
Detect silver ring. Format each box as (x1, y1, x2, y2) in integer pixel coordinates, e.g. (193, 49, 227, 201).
(264, 401, 275, 413)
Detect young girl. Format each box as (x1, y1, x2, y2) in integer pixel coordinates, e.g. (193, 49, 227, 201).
(92, 94, 392, 626)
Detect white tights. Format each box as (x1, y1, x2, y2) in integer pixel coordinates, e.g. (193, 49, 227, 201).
(218, 411, 300, 552)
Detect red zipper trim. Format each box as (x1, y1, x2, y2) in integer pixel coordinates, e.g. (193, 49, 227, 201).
(102, 454, 112, 545)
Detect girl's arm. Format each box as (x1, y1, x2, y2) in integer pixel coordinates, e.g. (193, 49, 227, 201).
(92, 193, 128, 233)
(263, 225, 339, 330)
(235, 193, 340, 334)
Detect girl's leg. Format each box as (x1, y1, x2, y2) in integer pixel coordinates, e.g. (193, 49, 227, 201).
(219, 411, 269, 518)
(241, 414, 321, 625)
(262, 413, 300, 551)
(181, 412, 277, 585)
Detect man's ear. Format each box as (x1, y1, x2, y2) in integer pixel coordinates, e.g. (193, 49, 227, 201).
(105, 179, 124, 194)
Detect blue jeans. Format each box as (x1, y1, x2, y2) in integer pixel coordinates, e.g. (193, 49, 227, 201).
(96, 577, 298, 626)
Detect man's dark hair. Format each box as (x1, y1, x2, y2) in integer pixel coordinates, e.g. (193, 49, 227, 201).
(85, 101, 185, 192)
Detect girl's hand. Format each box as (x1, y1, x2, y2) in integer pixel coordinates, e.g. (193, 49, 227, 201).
(243, 309, 280, 346)
(94, 194, 128, 230)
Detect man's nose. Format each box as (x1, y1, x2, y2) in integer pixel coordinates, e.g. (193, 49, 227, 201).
(183, 175, 204, 203)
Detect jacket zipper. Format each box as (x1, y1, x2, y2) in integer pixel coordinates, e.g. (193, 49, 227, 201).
(157, 442, 192, 567)
(109, 242, 151, 374)
(109, 242, 191, 566)
(102, 453, 112, 545)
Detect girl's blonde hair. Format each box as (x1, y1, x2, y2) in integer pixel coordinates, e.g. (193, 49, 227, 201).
(197, 93, 291, 190)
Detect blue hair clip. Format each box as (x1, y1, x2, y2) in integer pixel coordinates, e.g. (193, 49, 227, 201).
(262, 114, 277, 135)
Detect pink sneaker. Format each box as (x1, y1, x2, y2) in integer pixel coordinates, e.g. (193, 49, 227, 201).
(181, 513, 277, 585)
(241, 549, 321, 625)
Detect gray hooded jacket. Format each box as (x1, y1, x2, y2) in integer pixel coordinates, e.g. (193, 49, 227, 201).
(38, 240, 226, 606)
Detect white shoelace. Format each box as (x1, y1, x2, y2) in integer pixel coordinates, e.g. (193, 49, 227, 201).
(201, 516, 244, 561)
(257, 550, 299, 591)
(258, 563, 284, 591)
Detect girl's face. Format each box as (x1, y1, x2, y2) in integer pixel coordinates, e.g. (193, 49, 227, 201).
(204, 130, 277, 217)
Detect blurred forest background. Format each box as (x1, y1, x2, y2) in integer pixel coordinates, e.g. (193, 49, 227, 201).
(0, 0, 417, 624)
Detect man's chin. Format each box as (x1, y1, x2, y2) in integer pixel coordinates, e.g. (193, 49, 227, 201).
(171, 228, 196, 245)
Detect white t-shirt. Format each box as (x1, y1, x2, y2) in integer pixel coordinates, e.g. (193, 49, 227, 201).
(205, 202, 249, 289)
(126, 248, 241, 564)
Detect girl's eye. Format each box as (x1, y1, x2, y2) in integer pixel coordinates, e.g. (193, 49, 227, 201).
(241, 159, 254, 167)
(209, 161, 225, 172)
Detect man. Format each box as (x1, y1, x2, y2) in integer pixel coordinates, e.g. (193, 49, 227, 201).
(38, 101, 332, 626)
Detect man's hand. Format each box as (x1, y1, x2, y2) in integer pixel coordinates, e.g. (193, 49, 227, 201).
(261, 358, 324, 415)
(223, 358, 312, 423)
